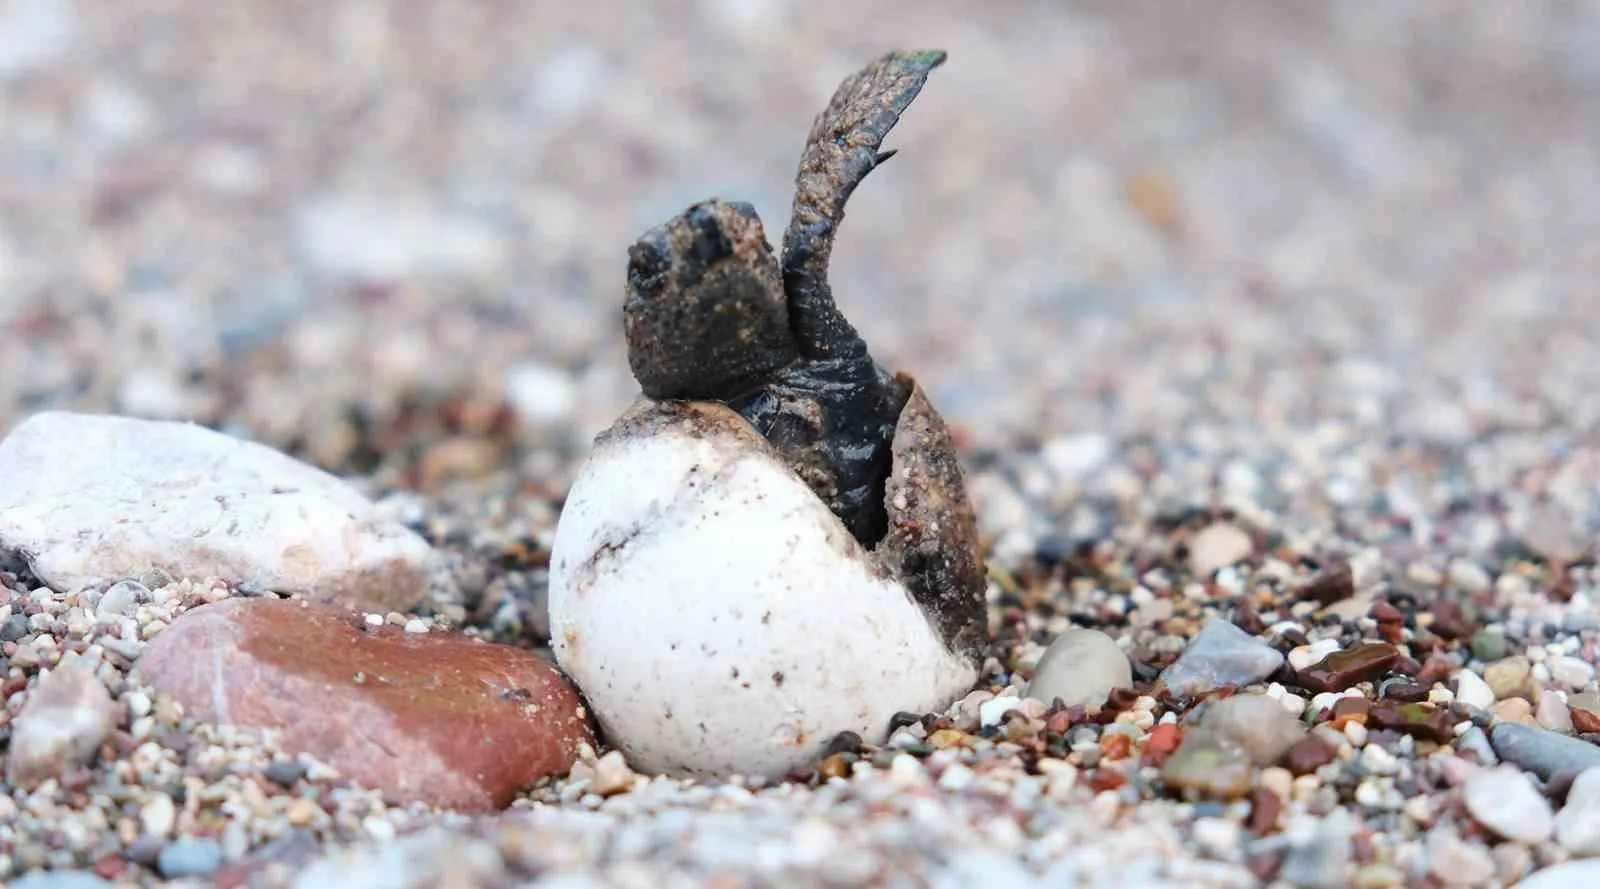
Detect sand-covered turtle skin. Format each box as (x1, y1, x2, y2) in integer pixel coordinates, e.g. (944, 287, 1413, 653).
(623, 50, 948, 548)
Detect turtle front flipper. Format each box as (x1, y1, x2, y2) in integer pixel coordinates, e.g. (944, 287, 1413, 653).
(781, 50, 946, 361)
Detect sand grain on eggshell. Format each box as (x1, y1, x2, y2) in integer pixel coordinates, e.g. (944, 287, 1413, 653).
(4, 3, 1600, 888)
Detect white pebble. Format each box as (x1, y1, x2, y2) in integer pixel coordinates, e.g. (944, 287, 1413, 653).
(140, 793, 176, 838)
(1344, 721, 1368, 748)
(979, 695, 1023, 728)
(1453, 669, 1495, 711)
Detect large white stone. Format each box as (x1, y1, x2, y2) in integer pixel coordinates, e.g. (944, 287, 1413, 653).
(549, 400, 976, 779)
(0, 411, 436, 612)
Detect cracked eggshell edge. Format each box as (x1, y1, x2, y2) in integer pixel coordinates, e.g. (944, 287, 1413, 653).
(547, 397, 978, 779)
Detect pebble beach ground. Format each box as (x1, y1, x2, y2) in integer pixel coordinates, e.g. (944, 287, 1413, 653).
(4, 2, 1600, 887)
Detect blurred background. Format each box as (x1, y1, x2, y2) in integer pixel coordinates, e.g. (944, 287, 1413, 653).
(2, 0, 1599, 496)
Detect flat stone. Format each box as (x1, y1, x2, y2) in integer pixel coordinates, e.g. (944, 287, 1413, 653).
(1462, 764, 1553, 843)
(1199, 694, 1307, 766)
(1556, 767, 1600, 856)
(0, 411, 438, 612)
(1489, 723, 1600, 780)
(1159, 618, 1285, 699)
(1297, 643, 1399, 693)
(1483, 655, 1533, 700)
(1026, 628, 1132, 709)
(136, 597, 594, 811)
(1188, 522, 1253, 577)
(6, 652, 121, 789)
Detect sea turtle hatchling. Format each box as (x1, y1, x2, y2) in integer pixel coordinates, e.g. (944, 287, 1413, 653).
(548, 50, 987, 779)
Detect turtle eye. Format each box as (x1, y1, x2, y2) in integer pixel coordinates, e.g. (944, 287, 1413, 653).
(625, 232, 672, 297)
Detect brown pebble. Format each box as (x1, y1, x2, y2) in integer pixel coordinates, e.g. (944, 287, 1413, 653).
(1331, 697, 1371, 727)
(1089, 768, 1128, 792)
(1368, 701, 1453, 743)
(1416, 654, 1456, 686)
(1297, 643, 1401, 693)
(1370, 601, 1405, 624)
(1428, 596, 1476, 640)
(1571, 706, 1600, 734)
(1232, 602, 1266, 636)
(1298, 562, 1355, 605)
(1381, 679, 1431, 703)
(1280, 736, 1337, 775)
(1247, 786, 1282, 834)
(1104, 687, 1141, 712)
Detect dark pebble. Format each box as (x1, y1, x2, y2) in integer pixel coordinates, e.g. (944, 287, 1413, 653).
(1379, 678, 1430, 703)
(1247, 786, 1283, 834)
(263, 758, 308, 788)
(822, 731, 864, 757)
(1429, 596, 1476, 640)
(1369, 601, 1404, 624)
(1331, 697, 1371, 723)
(1298, 563, 1354, 605)
(0, 614, 29, 642)
(1280, 736, 1337, 775)
(1368, 701, 1452, 743)
(888, 712, 922, 732)
(1297, 643, 1400, 693)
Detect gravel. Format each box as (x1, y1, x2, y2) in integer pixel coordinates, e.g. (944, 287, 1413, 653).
(4, 2, 1600, 887)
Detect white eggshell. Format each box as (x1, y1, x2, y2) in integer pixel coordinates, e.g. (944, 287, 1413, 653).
(549, 401, 977, 779)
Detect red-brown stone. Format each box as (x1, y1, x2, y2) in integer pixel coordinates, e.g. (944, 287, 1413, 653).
(1141, 723, 1183, 768)
(1247, 786, 1282, 834)
(136, 597, 595, 811)
(1296, 643, 1400, 693)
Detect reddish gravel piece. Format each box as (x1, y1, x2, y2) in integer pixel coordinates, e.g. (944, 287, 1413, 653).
(136, 597, 595, 811)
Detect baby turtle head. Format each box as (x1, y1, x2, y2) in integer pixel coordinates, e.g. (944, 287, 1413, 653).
(623, 200, 799, 402)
